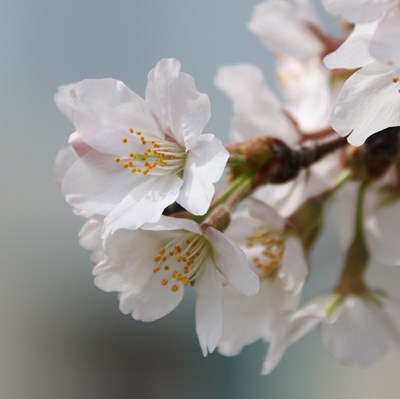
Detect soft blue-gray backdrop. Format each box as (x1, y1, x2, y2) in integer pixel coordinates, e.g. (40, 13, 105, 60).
(2, 0, 400, 398)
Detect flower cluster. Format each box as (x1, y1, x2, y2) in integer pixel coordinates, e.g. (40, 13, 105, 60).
(55, 0, 400, 376)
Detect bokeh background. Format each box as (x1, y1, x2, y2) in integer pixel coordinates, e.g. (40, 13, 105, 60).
(2, 0, 400, 398)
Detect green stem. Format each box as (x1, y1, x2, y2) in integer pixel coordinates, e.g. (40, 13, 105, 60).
(337, 180, 369, 294)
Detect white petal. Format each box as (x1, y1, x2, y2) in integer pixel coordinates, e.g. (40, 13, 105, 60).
(62, 150, 135, 216)
(278, 56, 336, 133)
(215, 64, 299, 144)
(331, 61, 400, 146)
(145, 58, 211, 148)
(223, 209, 265, 245)
(122, 271, 184, 322)
(54, 146, 77, 184)
(324, 23, 377, 69)
(194, 259, 224, 356)
(261, 295, 330, 374)
(93, 228, 170, 293)
(54, 83, 79, 120)
(249, 0, 323, 61)
(365, 201, 400, 266)
(322, 0, 396, 23)
(279, 237, 308, 294)
(142, 215, 202, 235)
(103, 174, 182, 234)
(321, 296, 400, 366)
(370, 7, 400, 66)
(79, 218, 104, 263)
(65, 78, 163, 155)
(177, 134, 228, 215)
(205, 227, 260, 296)
(247, 198, 285, 230)
(219, 279, 299, 357)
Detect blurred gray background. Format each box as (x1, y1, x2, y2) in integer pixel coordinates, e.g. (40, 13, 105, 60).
(1, 0, 400, 398)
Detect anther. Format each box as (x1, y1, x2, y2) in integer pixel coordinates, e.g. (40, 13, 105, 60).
(171, 285, 179, 292)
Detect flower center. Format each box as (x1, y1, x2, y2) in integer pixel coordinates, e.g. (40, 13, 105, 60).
(115, 128, 186, 176)
(246, 229, 285, 277)
(152, 233, 210, 293)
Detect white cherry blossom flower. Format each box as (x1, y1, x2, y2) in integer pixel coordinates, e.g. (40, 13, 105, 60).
(93, 216, 260, 356)
(56, 59, 229, 235)
(276, 55, 341, 133)
(218, 199, 308, 372)
(263, 292, 400, 374)
(215, 64, 299, 145)
(323, 0, 400, 66)
(215, 63, 340, 216)
(79, 217, 105, 264)
(322, 2, 400, 145)
(249, 0, 324, 62)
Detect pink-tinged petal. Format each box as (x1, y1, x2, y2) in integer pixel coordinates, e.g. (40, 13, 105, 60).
(145, 58, 211, 148)
(321, 296, 400, 366)
(331, 62, 400, 146)
(79, 218, 104, 263)
(177, 134, 228, 215)
(370, 8, 400, 66)
(324, 23, 377, 70)
(322, 0, 396, 23)
(62, 150, 135, 216)
(205, 227, 260, 296)
(215, 64, 299, 144)
(54, 146, 77, 184)
(279, 237, 308, 295)
(64, 78, 163, 155)
(194, 259, 224, 356)
(68, 132, 92, 157)
(103, 174, 183, 235)
(249, 0, 323, 61)
(365, 201, 400, 266)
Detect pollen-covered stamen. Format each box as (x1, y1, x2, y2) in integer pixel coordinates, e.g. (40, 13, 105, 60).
(115, 128, 186, 176)
(246, 229, 286, 277)
(152, 233, 210, 293)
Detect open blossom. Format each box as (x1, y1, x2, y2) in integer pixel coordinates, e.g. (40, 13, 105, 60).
(249, 0, 324, 62)
(218, 199, 308, 373)
(323, 0, 400, 65)
(323, 1, 400, 146)
(56, 58, 229, 234)
(93, 216, 260, 356)
(263, 292, 400, 373)
(216, 63, 340, 216)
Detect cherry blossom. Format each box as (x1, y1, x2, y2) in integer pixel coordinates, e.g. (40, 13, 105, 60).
(56, 59, 229, 235)
(218, 200, 308, 372)
(263, 292, 400, 373)
(93, 216, 260, 356)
